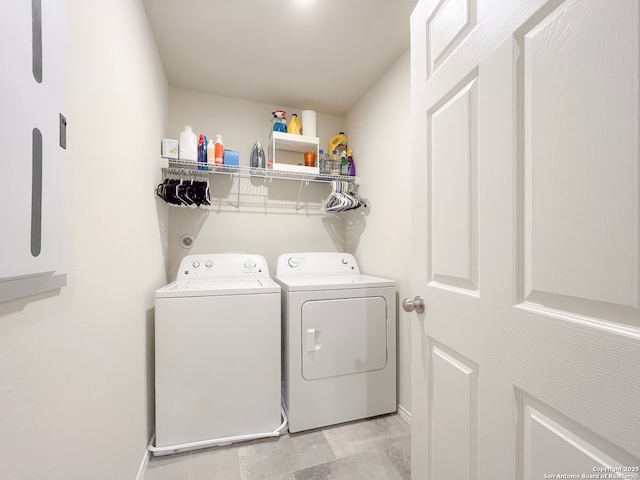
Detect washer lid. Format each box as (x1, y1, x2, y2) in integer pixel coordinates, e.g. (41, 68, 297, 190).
(272, 274, 394, 292)
(156, 277, 280, 298)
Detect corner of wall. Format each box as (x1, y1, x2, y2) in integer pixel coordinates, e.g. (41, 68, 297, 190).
(344, 50, 412, 415)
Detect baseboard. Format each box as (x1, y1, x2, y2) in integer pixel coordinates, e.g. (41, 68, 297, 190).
(397, 404, 411, 427)
(135, 440, 152, 480)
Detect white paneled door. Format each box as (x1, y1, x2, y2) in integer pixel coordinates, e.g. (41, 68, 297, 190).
(410, 1, 640, 479)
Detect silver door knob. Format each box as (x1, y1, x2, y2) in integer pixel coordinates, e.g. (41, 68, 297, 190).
(402, 296, 425, 314)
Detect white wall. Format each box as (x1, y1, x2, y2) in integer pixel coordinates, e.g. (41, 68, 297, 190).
(166, 88, 347, 277)
(346, 51, 412, 414)
(0, 1, 168, 478)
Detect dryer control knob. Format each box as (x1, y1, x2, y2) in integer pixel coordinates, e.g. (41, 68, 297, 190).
(205, 261, 213, 268)
(244, 258, 257, 269)
(288, 257, 300, 268)
(342, 258, 348, 264)
(192, 261, 200, 268)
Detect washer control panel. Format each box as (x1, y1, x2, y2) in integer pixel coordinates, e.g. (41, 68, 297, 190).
(178, 254, 269, 279)
(276, 253, 360, 276)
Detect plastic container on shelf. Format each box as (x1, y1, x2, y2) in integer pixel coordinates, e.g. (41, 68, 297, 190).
(328, 132, 348, 155)
(287, 114, 301, 135)
(207, 138, 215, 163)
(318, 150, 329, 174)
(327, 150, 340, 175)
(179, 126, 197, 161)
(197, 134, 207, 170)
(347, 152, 356, 176)
(340, 152, 348, 176)
(303, 151, 316, 166)
(214, 135, 224, 165)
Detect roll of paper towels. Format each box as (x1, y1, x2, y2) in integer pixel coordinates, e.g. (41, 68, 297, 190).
(301, 110, 317, 137)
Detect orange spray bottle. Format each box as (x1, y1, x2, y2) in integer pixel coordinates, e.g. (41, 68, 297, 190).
(214, 134, 224, 165)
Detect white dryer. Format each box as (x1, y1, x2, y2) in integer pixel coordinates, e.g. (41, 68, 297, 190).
(152, 254, 284, 456)
(273, 252, 396, 433)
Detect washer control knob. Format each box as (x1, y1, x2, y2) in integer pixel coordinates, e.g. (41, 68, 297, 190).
(342, 258, 348, 265)
(288, 257, 300, 268)
(192, 261, 200, 268)
(205, 261, 213, 268)
(244, 258, 257, 269)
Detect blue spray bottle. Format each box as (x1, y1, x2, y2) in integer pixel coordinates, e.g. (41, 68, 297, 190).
(197, 134, 207, 170)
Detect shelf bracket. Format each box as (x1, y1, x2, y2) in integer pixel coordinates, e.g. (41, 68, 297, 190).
(295, 180, 305, 211)
(233, 174, 240, 209)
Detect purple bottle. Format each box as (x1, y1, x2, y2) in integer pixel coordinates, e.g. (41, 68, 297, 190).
(347, 154, 356, 176)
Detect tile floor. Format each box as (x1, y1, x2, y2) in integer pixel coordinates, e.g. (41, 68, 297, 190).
(144, 413, 411, 480)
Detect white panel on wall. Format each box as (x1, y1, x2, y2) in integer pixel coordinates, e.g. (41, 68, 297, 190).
(430, 77, 478, 292)
(519, 0, 639, 326)
(429, 342, 478, 480)
(0, 0, 66, 301)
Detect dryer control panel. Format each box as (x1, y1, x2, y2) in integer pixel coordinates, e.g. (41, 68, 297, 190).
(177, 254, 269, 280)
(276, 253, 360, 276)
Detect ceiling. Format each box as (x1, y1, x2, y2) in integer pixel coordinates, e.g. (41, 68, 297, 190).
(142, 0, 418, 116)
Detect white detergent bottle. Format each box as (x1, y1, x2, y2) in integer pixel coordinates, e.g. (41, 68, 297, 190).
(179, 125, 197, 161)
(206, 138, 215, 163)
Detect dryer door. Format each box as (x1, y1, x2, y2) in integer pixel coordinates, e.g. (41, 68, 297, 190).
(301, 296, 387, 380)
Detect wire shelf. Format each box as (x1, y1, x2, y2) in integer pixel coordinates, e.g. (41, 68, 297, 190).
(163, 159, 360, 185)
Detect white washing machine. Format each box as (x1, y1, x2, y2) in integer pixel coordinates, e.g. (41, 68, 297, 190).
(273, 252, 396, 433)
(151, 254, 284, 456)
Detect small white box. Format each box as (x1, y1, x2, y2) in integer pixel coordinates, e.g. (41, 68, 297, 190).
(161, 139, 179, 159)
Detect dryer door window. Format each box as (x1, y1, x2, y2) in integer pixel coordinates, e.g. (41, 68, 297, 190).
(301, 296, 387, 380)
